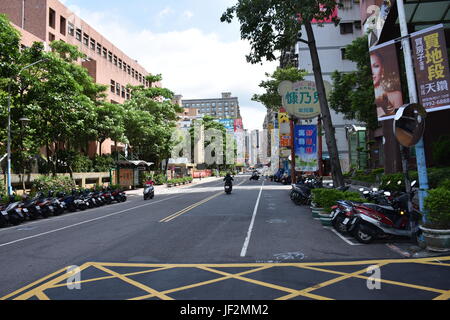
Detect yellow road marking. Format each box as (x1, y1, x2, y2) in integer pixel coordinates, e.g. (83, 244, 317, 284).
(49, 266, 172, 289)
(93, 263, 174, 300)
(159, 179, 247, 223)
(35, 291, 50, 300)
(278, 263, 388, 300)
(5, 257, 450, 300)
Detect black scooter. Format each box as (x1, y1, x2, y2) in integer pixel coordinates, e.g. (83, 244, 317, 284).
(143, 184, 155, 200)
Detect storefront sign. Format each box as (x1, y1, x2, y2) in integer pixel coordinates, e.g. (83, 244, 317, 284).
(278, 80, 330, 119)
(294, 125, 318, 172)
(411, 24, 450, 113)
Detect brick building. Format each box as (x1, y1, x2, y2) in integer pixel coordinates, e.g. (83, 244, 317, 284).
(0, 0, 155, 156)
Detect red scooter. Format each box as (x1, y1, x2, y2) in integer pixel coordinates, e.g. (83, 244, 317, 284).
(344, 181, 422, 244)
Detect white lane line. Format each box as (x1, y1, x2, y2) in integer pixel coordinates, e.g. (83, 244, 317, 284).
(324, 227, 364, 246)
(240, 180, 265, 257)
(0, 195, 182, 248)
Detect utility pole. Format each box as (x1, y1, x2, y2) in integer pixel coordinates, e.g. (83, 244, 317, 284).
(396, 0, 429, 220)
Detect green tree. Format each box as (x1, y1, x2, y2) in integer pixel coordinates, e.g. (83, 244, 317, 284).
(123, 74, 183, 167)
(221, 0, 345, 186)
(95, 102, 127, 156)
(253, 67, 306, 110)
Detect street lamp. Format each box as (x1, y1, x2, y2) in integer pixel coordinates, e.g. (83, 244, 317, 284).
(6, 58, 48, 196)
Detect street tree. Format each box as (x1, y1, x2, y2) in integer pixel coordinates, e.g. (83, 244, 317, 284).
(123, 74, 183, 168)
(253, 67, 307, 110)
(221, 0, 345, 186)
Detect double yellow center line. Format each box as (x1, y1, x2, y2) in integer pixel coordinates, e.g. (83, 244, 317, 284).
(159, 179, 247, 223)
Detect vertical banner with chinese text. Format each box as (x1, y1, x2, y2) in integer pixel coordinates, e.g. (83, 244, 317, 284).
(294, 125, 318, 172)
(411, 24, 450, 113)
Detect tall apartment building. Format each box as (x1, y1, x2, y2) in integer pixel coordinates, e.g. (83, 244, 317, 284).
(0, 0, 154, 155)
(181, 92, 242, 120)
(296, 0, 364, 172)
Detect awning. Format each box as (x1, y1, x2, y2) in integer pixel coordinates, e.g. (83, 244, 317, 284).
(116, 160, 154, 167)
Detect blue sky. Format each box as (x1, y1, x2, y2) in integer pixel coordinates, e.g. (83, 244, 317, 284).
(61, 0, 278, 130)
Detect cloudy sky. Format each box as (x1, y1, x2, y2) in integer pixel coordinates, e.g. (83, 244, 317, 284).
(61, 0, 279, 130)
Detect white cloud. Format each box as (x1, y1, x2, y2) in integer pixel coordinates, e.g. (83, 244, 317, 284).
(74, 10, 277, 131)
(158, 7, 174, 18)
(182, 10, 194, 20)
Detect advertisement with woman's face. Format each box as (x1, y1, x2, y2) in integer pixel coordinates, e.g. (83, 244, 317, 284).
(369, 41, 404, 120)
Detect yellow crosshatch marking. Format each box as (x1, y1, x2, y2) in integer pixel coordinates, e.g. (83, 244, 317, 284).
(2, 256, 450, 300)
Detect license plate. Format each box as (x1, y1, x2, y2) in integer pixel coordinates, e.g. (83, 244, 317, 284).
(343, 218, 350, 225)
(36, 206, 40, 210)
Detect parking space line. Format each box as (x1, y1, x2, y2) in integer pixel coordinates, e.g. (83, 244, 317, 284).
(323, 227, 364, 246)
(240, 180, 265, 257)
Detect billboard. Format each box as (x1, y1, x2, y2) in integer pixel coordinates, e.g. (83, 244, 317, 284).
(411, 25, 450, 113)
(361, 0, 395, 47)
(294, 125, 318, 172)
(278, 80, 331, 119)
(278, 112, 291, 150)
(218, 119, 235, 132)
(234, 118, 244, 132)
(369, 40, 404, 121)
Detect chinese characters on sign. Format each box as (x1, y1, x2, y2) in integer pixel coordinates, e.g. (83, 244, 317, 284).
(294, 125, 318, 172)
(278, 80, 331, 119)
(411, 25, 450, 112)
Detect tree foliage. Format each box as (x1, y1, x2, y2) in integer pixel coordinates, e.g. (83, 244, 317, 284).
(253, 67, 306, 110)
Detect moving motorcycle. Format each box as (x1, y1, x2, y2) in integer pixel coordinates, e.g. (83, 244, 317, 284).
(143, 183, 155, 200)
(249, 172, 260, 181)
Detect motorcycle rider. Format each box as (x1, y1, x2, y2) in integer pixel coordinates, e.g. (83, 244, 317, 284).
(223, 173, 234, 191)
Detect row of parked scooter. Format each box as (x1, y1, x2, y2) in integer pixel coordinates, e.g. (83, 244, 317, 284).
(0, 187, 127, 228)
(290, 177, 421, 244)
(330, 180, 421, 244)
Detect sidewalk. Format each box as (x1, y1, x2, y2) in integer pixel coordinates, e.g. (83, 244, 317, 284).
(124, 176, 221, 196)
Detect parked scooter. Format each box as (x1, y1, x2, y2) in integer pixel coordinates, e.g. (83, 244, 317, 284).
(335, 181, 421, 244)
(0, 195, 26, 226)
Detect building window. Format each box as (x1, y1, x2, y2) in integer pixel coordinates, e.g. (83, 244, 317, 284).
(90, 39, 96, 51)
(126, 89, 131, 100)
(132, 69, 135, 78)
(75, 29, 82, 41)
(108, 51, 113, 63)
(103, 48, 107, 59)
(48, 32, 55, 42)
(121, 86, 126, 98)
(110, 80, 115, 93)
(97, 43, 102, 55)
(116, 83, 121, 95)
(49, 8, 56, 29)
(340, 22, 353, 34)
(60, 16, 66, 35)
(354, 20, 361, 29)
(127, 65, 131, 75)
(118, 59, 122, 69)
(341, 48, 347, 60)
(68, 23, 74, 36)
(113, 55, 118, 66)
(83, 33, 89, 46)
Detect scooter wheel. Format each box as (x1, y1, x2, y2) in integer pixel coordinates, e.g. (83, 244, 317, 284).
(332, 215, 348, 234)
(353, 224, 374, 244)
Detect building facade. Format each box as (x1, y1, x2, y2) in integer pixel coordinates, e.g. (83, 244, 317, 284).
(296, 0, 364, 173)
(1, 0, 154, 156)
(181, 92, 242, 120)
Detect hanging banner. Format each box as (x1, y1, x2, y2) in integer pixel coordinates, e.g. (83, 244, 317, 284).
(278, 80, 331, 119)
(278, 112, 291, 149)
(369, 40, 404, 121)
(361, 0, 395, 47)
(294, 125, 318, 172)
(411, 24, 450, 113)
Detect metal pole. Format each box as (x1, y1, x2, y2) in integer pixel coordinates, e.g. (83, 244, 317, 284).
(6, 82, 13, 196)
(317, 116, 323, 177)
(396, 0, 429, 221)
(290, 117, 296, 184)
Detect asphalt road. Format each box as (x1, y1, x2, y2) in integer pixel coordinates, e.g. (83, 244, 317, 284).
(0, 175, 449, 301)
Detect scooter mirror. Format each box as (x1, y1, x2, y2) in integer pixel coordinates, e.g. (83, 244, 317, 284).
(372, 188, 379, 192)
(384, 191, 391, 197)
(363, 191, 370, 195)
(411, 180, 417, 187)
(359, 188, 364, 192)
